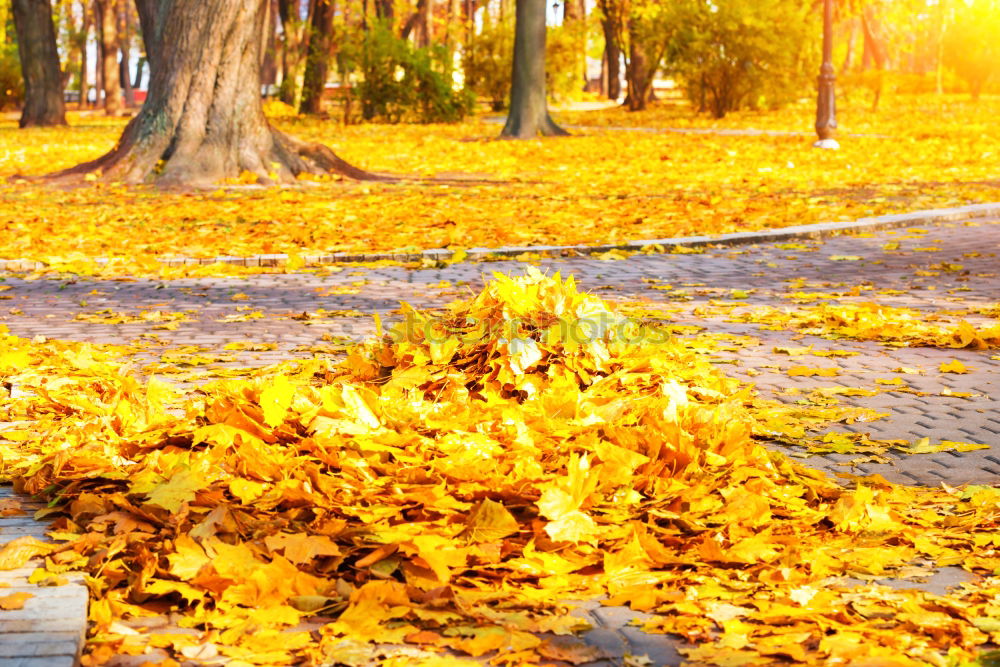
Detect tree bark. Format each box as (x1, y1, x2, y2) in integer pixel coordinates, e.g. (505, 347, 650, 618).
(52, 0, 373, 187)
(120, 0, 135, 107)
(623, 21, 652, 111)
(861, 7, 886, 112)
(78, 1, 92, 107)
(400, 0, 426, 40)
(260, 0, 279, 88)
(599, 7, 620, 100)
(416, 0, 432, 48)
(11, 0, 67, 127)
(374, 0, 393, 23)
(134, 0, 164, 72)
(96, 0, 122, 115)
(500, 0, 567, 139)
(278, 0, 309, 105)
(300, 0, 335, 114)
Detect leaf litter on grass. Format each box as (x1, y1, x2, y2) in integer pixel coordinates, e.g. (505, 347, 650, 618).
(1, 270, 1000, 665)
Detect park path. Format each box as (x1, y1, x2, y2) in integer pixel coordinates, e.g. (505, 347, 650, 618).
(2, 216, 999, 665)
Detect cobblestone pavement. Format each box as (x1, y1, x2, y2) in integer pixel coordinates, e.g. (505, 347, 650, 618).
(2, 217, 999, 665)
(0, 487, 87, 667)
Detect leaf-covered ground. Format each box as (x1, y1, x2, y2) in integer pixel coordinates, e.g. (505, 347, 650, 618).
(2, 269, 1000, 666)
(1, 94, 1000, 278)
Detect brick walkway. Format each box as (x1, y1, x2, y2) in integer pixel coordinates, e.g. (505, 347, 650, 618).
(0, 488, 87, 667)
(2, 217, 999, 665)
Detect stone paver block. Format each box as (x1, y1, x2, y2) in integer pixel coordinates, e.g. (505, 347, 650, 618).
(620, 627, 685, 666)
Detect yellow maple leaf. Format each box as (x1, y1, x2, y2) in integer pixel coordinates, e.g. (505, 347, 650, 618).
(260, 374, 294, 427)
(0, 592, 33, 610)
(264, 533, 340, 565)
(461, 499, 521, 543)
(0, 537, 53, 570)
(939, 359, 969, 373)
(146, 466, 205, 513)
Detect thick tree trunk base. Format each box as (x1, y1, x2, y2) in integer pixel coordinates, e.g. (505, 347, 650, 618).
(19, 110, 67, 129)
(13, 0, 67, 128)
(501, 0, 569, 141)
(500, 112, 570, 139)
(47, 115, 378, 187)
(45, 0, 377, 188)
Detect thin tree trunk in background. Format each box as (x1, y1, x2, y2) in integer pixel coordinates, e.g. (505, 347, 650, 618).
(53, 0, 372, 186)
(501, 0, 567, 138)
(935, 0, 947, 95)
(78, 1, 91, 107)
(375, 0, 393, 23)
(417, 0, 432, 48)
(134, 0, 164, 72)
(96, 0, 122, 114)
(563, 0, 586, 91)
(300, 0, 335, 114)
(134, 57, 145, 89)
(278, 0, 309, 105)
(861, 7, 886, 111)
(840, 18, 855, 75)
(600, 12, 620, 100)
(400, 0, 426, 40)
(120, 1, 135, 107)
(260, 0, 278, 88)
(11, 0, 67, 126)
(623, 21, 650, 111)
(464, 0, 474, 51)
(94, 32, 103, 106)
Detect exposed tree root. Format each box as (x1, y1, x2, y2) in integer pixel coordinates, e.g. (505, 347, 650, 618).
(45, 118, 383, 188)
(500, 112, 570, 140)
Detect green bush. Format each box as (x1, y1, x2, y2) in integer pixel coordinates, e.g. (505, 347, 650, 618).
(0, 42, 23, 110)
(665, 0, 817, 118)
(343, 21, 473, 123)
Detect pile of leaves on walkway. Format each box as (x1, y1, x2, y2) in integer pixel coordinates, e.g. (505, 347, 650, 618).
(2, 270, 1000, 666)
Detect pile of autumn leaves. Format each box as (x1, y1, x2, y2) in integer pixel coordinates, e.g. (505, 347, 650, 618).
(2, 270, 1000, 666)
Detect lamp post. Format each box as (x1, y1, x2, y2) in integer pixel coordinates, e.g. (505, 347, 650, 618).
(815, 0, 839, 148)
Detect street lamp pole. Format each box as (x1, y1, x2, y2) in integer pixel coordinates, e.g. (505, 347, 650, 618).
(815, 0, 839, 148)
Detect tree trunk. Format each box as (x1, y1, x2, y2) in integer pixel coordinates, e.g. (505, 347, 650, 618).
(861, 8, 885, 112)
(52, 0, 373, 187)
(78, 0, 91, 108)
(563, 0, 586, 91)
(11, 0, 67, 127)
(840, 17, 855, 75)
(134, 0, 163, 72)
(600, 12, 620, 100)
(500, 0, 567, 139)
(416, 0, 432, 48)
(134, 57, 146, 90)
(623, 22, 650, 111)
(260, 0, 279, 89)
(96, 0, 122, 115)
(120, 0, 135, 107)
(300, 0, 335, 114)
(374, 0, 393, 23)
(400, 0, 426, 41)
(278, 0, 309, 105)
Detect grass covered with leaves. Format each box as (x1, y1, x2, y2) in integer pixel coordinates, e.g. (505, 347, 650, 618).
(2, 271, 1000, 665)
(1, 94, 999, 278)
